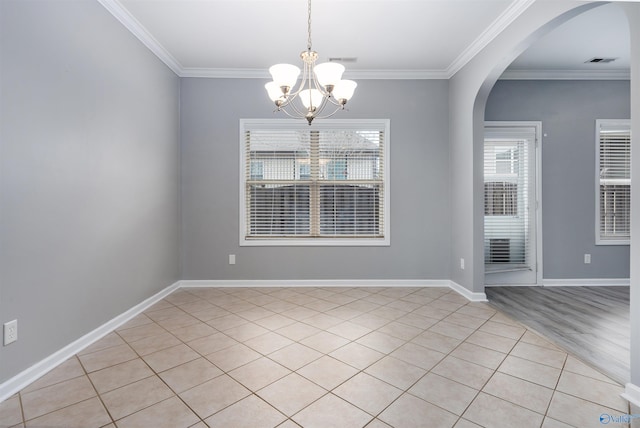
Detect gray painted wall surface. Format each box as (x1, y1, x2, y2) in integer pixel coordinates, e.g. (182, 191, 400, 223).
(448, 1, 599, 292)
(180, 78, 450, 280)
(0, 1, 180, 383)
(485, 80, 630, 279)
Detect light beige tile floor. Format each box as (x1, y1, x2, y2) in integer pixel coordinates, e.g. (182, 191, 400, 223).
(0, 286, 631, 428)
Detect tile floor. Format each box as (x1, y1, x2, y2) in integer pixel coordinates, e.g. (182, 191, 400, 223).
(0, 286, 631, 428)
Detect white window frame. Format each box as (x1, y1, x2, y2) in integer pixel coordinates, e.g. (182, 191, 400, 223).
(595, 119, 631, 245)
(239, 119, 390, 246)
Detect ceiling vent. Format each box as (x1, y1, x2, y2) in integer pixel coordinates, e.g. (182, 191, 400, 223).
(586, 57, 617, 64)
(329, 57, 358, 63)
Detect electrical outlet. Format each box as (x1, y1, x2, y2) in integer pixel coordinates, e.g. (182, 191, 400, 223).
(584, 254, 591, 264)
(460, 258, 465, 270)
(4, 320, 17, 345)
(229, 254, 236, 265)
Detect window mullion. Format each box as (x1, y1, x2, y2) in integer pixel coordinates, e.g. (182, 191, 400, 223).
(310, 130, 320, 237)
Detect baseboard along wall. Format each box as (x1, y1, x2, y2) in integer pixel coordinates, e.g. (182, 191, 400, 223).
(1, 277, 631, 403)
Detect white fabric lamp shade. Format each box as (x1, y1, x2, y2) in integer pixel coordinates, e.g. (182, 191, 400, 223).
(269, 64, 301, 89)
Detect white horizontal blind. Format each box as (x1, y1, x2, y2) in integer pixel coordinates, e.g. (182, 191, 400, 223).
(242, 121, 386, 241)
(245, 129, 311, 237)
(484, 128, 534, 272)
(597, 120, 631, 243)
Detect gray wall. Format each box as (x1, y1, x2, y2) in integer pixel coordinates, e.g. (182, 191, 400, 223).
(448, 1, 599, 293)
(180, 78, 450, 280)
(485, 80, 630, 279)
(0, 0, 180, 383)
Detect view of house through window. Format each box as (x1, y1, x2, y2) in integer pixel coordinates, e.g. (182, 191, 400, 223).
(483, 125, 536, 275)
(597, 119, 631, 245)
(240, 120, 389, 245)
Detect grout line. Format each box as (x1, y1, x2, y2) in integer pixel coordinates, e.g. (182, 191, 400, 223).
(112, 321, 207, 425)
(4, 286, 629, 428)
(17, 362, 101, 424)
(17, 390, 26, 428)
(77, 353, 119, 426)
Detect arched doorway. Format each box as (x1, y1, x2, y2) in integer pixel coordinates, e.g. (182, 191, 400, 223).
(448, 0, 640, 409)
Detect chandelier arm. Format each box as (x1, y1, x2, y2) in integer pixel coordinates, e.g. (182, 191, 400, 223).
(275, 106, 306, 119)
(310, 104, 345, 120)
(274, 68, 310, 110)
(279, 94, 338, 121)
(273, 92, 295, 109)
(283, 96, 310, 117)
(315, 93, 332, 114)
(323, 96, 343, 107)
(282, 68, 336, 121)
(310, 68, 330, 97)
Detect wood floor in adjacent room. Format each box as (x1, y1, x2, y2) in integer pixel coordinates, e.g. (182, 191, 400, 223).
(486, 286, 630, 385)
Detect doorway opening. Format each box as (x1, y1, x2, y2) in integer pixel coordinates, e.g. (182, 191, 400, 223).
(484, 122, 542, 286)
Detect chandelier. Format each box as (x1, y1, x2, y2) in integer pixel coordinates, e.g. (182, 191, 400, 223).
(265, 0, 356, 125)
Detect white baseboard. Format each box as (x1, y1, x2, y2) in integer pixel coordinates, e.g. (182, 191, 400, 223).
(449, 281, 488, 302)
(182, 279, 488, 302)
(0, 277, 485, 402)
(0, 281, 180, 403)
(622, 382, 640, 408)
(484, 283, 540, 287)
(543, 278, 630, 287)
(179, 279, 450, 288)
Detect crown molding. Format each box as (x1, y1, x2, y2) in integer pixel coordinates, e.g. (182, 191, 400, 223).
(180, 68, 270, 79)
(182, 67, 630, 81)
(446, 0, 536, 78)
(97, 0, 183, 76)
(180, 68, 450, 80)
(500, 68, 630, 80)
(343, 70, 450, 80)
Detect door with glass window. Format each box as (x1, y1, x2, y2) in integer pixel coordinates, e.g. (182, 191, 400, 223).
(484, 123, 541, 285)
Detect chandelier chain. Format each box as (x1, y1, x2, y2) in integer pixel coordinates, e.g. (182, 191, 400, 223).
(307, 0, 312, 51)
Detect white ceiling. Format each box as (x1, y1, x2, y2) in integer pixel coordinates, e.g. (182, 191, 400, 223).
(505, 2, 630, 79)
(100, 0, 631, 79)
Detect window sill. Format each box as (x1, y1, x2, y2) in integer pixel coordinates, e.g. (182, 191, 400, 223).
(596, 239, 630, 246)
(240, 237, 390, 247)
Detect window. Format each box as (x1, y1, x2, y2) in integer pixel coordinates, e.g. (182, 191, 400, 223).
(484, 126, 535, 270)
(485, 182, 518, 216)
(596, 119, 631, 245)
(484, 142, 522, 218)
(250, 161, 264, 180)
(240, 119, 390, 246)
